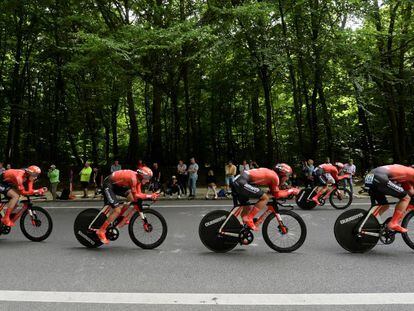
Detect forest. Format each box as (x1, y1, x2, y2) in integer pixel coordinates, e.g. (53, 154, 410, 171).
(0, 0, 413, 172)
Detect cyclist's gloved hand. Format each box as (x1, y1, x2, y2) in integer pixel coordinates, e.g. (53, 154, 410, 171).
(35, 188, 46, 195)
(288, 188, 300, 196)
(151, 193, 160, 201)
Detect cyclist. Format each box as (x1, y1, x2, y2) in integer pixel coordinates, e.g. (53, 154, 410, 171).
(0, 166, 46, 227)
(310, 162, 349, 205)
(364, 164, 414, 233)
(97, 167, 159, 244)
(232, 166, 300, 231)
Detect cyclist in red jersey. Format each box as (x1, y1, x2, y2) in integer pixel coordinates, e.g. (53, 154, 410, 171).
(0, 166, 46, 227)
(364, 164, 414, 233)
(232, 166, 300, 231)
(274, 163, 293, 189)
(97, 166, 159, 244)
(311, 162, 349, 205)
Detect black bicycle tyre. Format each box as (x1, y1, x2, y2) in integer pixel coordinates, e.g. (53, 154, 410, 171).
(334, 208, 379, 253)
(262, 210, 307, 252)
(128, 208, 167, 249)
(296, 189, 317, 210)
(329, 188, 353, 209)
(401, 211, 414, 250)
(73, 208, 104, 248)
(20, 206, 53, 242)
(199, 210, 241, 253)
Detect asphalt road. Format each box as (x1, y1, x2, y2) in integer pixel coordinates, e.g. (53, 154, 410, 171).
(1, 199, 414, 311)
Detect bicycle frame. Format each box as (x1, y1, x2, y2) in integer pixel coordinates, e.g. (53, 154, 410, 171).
(0, 196, 45, 225)
(356, 203, 414, 238)
(305, 184, 341, 203)
(218, 200, 286, 238)
(88, 199, 149, 231)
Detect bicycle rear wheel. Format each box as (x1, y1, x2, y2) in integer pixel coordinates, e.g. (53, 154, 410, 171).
(199, 210, 241, 253)
(20, 206, 53, 242)
(296, 188, 317, 210)
(262, 210, 307, 252)
(73, 208, 104, 248)
(329, 188, 353, 209)
(401, 211, 414, 250)
(129, 208, 167, 249)
(334, 209, 379, 253)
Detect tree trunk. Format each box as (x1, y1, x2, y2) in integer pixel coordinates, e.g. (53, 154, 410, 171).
(126, 77, 140, 166)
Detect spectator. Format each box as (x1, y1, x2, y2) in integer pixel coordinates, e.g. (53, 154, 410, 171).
(149, 162, 162, 192)
(165, 176, 181, 199)
(205, 169, 218, 199)
(47, 165, 60, 201)
(137, 159, 144, 169)
(239, 160, 250, 174)
(0, 162, 5, 175)
(187, 157, 199, 199)
(177, 160, 188, 196)
(303, 159, 315, 188)
(79, 162, 92, 198)
(6, 164, 11, 170)
(249, 160, 259, 169)
(325, 157, 331, 164)
(291, 173, 299, 187)
(110, 160, 121, 173)
(224, 161, 237, 193)
(92, 167, 104, 198)
(343, 159, 356, 194)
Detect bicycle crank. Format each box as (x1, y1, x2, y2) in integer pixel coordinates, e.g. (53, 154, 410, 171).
(239, 228, 254, 245)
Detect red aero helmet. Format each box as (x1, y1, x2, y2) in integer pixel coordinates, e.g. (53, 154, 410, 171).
(137, 166, 153, 180)
(274, 163, 293, 176)
(334, 162, 344, 170)
(26, 165, 41, 176)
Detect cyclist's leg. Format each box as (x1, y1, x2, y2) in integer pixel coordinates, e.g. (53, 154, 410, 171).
(1, 188, 19, 226)
(311, 176, 327, 204)
(97, 181, 122, 243)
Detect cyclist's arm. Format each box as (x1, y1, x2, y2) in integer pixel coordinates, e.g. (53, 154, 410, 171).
(19, 179, 35, 195)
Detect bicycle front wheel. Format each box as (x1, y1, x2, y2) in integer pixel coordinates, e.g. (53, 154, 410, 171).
(329, 188, 353, 209)
(128, 208, 167, 249)
(20, 206, 53, 242)
(401, 211, 414, 250)
(262, 210, 307, 252)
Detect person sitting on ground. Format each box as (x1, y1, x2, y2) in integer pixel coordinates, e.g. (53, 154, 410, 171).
(165, 176, 181, 199)
(0, 166, 47, 227)
(97, 167, 159, 244)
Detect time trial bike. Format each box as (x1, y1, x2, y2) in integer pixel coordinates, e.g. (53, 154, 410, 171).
(334, 199, 414, 253)
(74, 199, 167, 249)
(199, 194, 307, 253)
(0, 195, 53, 242)
(296, 183, 352, 210)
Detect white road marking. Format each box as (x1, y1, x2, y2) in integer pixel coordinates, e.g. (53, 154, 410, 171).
(0, 291, 413, 305)
(41, 203, 373, 209)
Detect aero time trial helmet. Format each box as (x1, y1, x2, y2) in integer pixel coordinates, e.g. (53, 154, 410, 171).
(136, 166, 153, 181)
(274, 163, 293, 176)
(334, 162, 344, 170)
(25, 165, 41, 177)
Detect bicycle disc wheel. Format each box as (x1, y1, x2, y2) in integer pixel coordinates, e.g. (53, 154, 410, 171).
(20, 206, 53, 242)
(199, 210, 241, 253)
(329, 188, 353, 209)
(128, 208, 167, 249)
(73, 208, 104, 248)
(262, 210, 307, 252)
(334, 208, 379, 253)
(296, 188, 317, 210)
(401, 211, 414, 250)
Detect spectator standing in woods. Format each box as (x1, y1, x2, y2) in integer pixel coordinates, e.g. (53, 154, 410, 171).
(224, 161, 237, 193)
(177, 160, 188, 196)
(343, 159, 356, 194)
(187, 158, 199, 199)
(92, 167, 104, 198)
(239, 160, 250, 174)
(110, 160, 121, 173)
(79, 162, 92, 198)
(48, 165, 60, 200)
(205, 169, 218, 199)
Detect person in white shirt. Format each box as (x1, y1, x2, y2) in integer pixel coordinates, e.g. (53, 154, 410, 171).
(238, 160, 250, 174)
(343, 159, 356, 194)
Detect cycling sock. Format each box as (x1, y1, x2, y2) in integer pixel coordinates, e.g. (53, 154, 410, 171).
(311, 192, 322, 204)
(388, 210, 408, 233)
(242, 207, 260, 231)
(2, 209, 15, 226)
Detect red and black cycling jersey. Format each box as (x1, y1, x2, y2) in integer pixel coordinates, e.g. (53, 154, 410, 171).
(109, 170, 148, 201)
(247, 168, 280, 196)
(1, 169, 34, 195)
(365, 164, 414, 205)
(317, 164, 340, 182)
